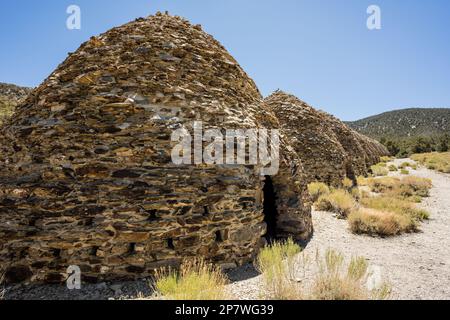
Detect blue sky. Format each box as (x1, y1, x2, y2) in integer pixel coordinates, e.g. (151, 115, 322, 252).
(0, 0, 449, 120)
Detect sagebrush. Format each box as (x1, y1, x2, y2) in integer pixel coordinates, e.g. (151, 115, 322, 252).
(153, 258, 228, 300)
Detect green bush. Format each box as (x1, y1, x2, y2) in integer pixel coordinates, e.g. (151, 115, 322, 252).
(154, 259, 228, 300)
(308, 182, 330, 202)
(361, 196, 429, 221)
(256, 239, 302, 299)
(316, 189, 358, 218)
(381, 135, 449, 158)
(388, 164, 398, 172)
(371, 164, 389, 177)
(349, 208, 417, 236)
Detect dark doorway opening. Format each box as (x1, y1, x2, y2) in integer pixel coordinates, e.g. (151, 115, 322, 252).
(346, 163, 357, 186)
(263, 176, 279, 241)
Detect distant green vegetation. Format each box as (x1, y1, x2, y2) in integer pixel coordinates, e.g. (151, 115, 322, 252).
(346, 108, 450, 157)
(0, 83, 32, 125)
(0, 98, 15, 124)
(347, 108, 450, 140)
(380, 135, 449, 158)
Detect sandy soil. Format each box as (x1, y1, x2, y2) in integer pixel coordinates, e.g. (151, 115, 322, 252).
(228, 159, 450, 300)
(4, 159, 450, 300)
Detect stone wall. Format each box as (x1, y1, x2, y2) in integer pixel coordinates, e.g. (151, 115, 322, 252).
(264, 91, 389, 186)
(0, 14, 312, 283)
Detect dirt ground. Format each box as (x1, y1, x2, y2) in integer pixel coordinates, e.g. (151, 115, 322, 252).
(229, 158, 450, 300)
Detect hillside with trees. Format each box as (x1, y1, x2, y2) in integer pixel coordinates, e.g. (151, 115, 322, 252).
(347, 108, 450, 157)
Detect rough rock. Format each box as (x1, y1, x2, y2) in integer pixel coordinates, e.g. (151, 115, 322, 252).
(0, 13, 312, 283)
(264, 91, 389, 186)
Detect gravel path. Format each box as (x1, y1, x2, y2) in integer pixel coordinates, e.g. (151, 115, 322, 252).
(4, 159, 450, 300)
(229, 158, 450, 300)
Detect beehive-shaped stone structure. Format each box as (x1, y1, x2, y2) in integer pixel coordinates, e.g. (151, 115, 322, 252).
(0, 14, 312, 283)
(264, 91, 389, 186)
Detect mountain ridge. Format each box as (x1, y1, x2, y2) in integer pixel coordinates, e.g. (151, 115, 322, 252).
(346, 108, 450, 139)
(0, 82, 32, 123)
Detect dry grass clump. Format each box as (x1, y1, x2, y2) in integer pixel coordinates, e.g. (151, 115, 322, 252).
(400, 169, 409, 175)
(153, 258, 228, 300)
(399, 176, 432, 197)
(370, 164, 389, 177)
(256, 239, 302, 300)
(348, 181, 430, 236)
(411, 152, 450, 173)
(380, 156, 394, 163)
(256, 242, 391, 300)
(348, 208, 417, 236)
(313, 174, 431, 237)
(342, 177, 354, 190)
(316, 189, 358, 218)
(366, 177, 399, 193)
(311, 250, 391, 300)
(366, 176, 432, 201)
(388, 164, 398, 172)
(398, 162, 413, 169)
(308, 182, 330, 202)
(349, 196, 428, 237)
(361, 196, 429, 221)
(350, 187, 362, 201)
(357, 176, 369, 186)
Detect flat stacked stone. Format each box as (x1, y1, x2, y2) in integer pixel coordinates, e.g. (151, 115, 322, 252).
(264, 91, 389, 186)
(0, 13, 312, 283)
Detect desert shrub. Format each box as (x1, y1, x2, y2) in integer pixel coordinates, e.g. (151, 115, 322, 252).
(361, 196, 429, 221)
(308, 182, 330, 202)
(367, 176, 432, 200)
(399, 162, 412, 169)
(367, 177, 399, 193)
(257, 245, 391, 300)
(316, 189, 358, 218)
(406, 195, 423, 203)
(370, 164, 388, 177)
(311, 249, 391, 300)
(348, 208, 417, 236)
(411, 152, 450, 173)
(342, 177, 354, 190)
(380, 156, 394, 163)
(256, 239, 302, 300)
(350, 187, 362, 201)
(154, 258, 228, 300)
(388, 164, 398, 172)
(399, 176, 432, 197)
(400, 169, 409, 175)
(360, 189, 371, 199)
(357, 176, 369, 186)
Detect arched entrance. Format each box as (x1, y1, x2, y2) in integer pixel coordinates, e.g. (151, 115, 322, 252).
(263, 176, 279, 241)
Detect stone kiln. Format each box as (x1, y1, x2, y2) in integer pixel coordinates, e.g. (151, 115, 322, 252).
(264, 91, 389, 186)
(0, 14, 312, 283)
